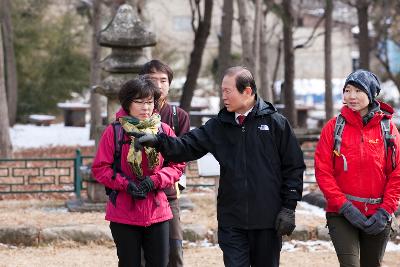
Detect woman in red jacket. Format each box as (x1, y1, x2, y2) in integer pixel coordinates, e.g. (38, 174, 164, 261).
(315, 69, 400, 267)
(92, 77, 185, 267)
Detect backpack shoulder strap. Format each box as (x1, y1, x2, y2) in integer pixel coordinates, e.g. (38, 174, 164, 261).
(172, 105, 179, 134)
(333, 114, 346, 156)
(111, 121, 124, 180)
(381, 117, 396, 170)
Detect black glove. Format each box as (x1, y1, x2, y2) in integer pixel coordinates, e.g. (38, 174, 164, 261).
(364, 208, 391, 235)
(275, 207, 296, 236)
(339, 201, 368, 230)
(138, 176, 154, 193)
(130, 132, 159, 151)
(126, 181, 146, 199)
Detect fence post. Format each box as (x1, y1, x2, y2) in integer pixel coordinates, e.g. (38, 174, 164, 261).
(74, 149, 82, 199)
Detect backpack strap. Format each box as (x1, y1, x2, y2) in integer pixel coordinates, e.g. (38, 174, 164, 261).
(381, 117, 397, 170)
(106, 121, 127, 206)
(333, 114, 348, 171)
(112, 121, 125, 180)
(172, 105, 179, 134)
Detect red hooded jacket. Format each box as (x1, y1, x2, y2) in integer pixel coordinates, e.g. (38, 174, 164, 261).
(92, 108, 185, 226)
(315, 102, 400, 215)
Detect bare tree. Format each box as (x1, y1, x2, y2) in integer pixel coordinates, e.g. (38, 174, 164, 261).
(371, 0, 400, 93)
(89, 0, 103, 139)
(1, 0, 18, 126)
(282, 0, 297, 127)
(237, 0, 253, 70)
(217, 0, 234, 109)
(324, 0, 333, 121)
(271, 39, 282, 102)
(252, 0, 262, 84)
(259, 5, 273, 101)
(180, 0, 213, 112)
(355, 0, 371, 69)
(0, 24, 12, 157)
(343, 0, 372, 69)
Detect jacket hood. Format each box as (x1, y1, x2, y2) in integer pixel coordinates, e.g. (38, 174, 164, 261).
(115, 107, 128, 120)
(218, 95, 277, 124)
(379, 101, 394, 116)
(341, 100, 394, 127)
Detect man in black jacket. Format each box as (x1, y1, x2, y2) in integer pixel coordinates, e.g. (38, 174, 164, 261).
(134, 66, 305, 267)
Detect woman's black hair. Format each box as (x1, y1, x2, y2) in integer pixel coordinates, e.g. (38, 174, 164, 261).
(118, 77, 161, 114)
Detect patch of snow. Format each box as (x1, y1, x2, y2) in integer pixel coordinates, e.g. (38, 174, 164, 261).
(297, 201, 325, 217)
(57, 102, 90, 109)
(10, 123, 94, 150)
(282, 240, 334, 252)
(386, 241, 400, 252)
(29, 114, 56, 120)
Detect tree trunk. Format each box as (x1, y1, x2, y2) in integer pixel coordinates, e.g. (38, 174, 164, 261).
(259, 8, 272, 102)
(180, 0, 213, 112)
(0, 24, 13, 157)
(237, 0, 253, 70)
(89, 0, 103, 139)
(282, 0, 297, 127)
(324, 0, 333, 121)
(1, 0, 18, 126)
(356, 0, 370, 69)
(271, 39, 282, 103)
(217, 0, 233, 109)
(252, 0, 262, 84)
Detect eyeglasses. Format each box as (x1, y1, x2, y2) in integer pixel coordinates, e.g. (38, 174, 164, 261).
(132, 100, 155, 106)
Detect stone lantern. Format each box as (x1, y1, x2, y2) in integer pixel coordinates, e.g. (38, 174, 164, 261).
(95, 4, 156, 123)
(67, 4, 156, 211)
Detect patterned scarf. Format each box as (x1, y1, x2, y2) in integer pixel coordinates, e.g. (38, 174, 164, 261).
(119, 114, 161, 177)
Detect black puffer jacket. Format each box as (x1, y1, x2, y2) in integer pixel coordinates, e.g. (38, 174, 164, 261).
(158, 97, 305, 229)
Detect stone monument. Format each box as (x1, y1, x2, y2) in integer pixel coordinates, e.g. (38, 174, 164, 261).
(67, 4, 156, 211)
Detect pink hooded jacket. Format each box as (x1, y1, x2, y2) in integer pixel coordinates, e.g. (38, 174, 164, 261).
(92, 108, 185, 226)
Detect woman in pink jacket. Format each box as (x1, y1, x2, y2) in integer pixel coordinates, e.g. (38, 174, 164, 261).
(315, 70, 400, 267)
(92, 77, 185, 267)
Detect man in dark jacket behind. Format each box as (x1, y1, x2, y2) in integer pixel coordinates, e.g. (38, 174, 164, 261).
(139, 60, 190, 267)
(134, 66, 305, 267)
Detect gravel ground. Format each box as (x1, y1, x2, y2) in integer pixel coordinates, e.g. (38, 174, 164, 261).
(1, 188, 399, 266)
(1, 242, 400, 267)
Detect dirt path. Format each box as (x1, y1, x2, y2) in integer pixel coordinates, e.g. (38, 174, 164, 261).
(1, 243, 399, 267)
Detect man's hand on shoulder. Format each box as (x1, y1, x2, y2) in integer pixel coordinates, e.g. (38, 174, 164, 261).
(128, 131, 160, 151)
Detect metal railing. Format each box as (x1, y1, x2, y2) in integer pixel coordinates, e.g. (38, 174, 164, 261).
(0, 150, 93, 196)
(0, 147, 316, 196)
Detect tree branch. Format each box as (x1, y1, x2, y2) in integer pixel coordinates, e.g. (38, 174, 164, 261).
(294, 14, 325, 49)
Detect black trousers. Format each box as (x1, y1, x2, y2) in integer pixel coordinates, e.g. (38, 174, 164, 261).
(327, 212, 391, 267)
(218, 226, 282, 267)
(110, 221, 169, 267)
(141, 199, 183, 267)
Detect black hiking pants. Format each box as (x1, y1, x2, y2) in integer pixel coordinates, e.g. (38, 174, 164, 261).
(327, 212, 391, 267)
(218, 226, 282, 267)
(110, 221, 169, 267)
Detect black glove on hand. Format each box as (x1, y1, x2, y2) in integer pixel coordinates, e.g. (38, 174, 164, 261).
(275, 208, 296, 236)
(339, 201, 368, 230)
(365, 208, 391, 235)
(138, 176, 154, 193)
(126, 181, 146, 199)
(130, 132, 159, 151)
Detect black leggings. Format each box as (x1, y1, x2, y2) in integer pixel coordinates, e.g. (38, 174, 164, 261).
(327, 212, 391, 267)
(110, 221, 169, 267)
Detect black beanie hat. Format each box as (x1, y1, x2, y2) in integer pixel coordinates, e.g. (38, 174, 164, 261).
(343, 69, 381, 103)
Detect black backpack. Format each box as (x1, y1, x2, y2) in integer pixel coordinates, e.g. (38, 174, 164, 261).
(333, 113, 396, 172)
